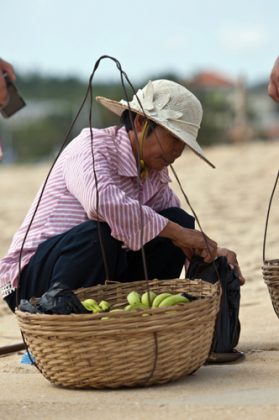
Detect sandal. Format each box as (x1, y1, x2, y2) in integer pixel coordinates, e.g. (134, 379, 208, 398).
(205, 349, 245, 364)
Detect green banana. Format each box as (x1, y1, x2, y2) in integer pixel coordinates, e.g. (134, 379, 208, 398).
(101, 309, 123, 320)
(99, 300, 111, 312)
(81, 299, 102, 313)
(158, 294, 189, 308)
(127, 291, 141, 305)
(141, 291, 156, 307)
(152, 293, 172, 308)
(125, 302, 148, 311)
(91, 304, 102, 314)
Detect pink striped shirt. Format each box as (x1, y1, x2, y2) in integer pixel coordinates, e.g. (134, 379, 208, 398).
(0, 126, 180, 297)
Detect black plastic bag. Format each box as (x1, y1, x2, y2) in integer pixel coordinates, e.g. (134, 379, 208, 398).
(186, 255, 241, 353)
(18, 282, 90, 315)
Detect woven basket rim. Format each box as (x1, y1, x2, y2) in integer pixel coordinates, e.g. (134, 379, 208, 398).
(15, 278, 219, 322)
(15, 293, 216, 320)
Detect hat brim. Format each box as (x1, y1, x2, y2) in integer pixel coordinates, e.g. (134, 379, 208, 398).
(96, 96, 215, 169)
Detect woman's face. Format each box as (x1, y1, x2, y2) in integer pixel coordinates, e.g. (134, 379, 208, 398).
(142, 124, 186, 171)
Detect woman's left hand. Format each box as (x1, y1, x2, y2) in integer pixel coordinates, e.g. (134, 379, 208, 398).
(217, 247, 245, 285)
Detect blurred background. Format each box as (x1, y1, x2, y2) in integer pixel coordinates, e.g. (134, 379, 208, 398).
(0, 0, 279, 163)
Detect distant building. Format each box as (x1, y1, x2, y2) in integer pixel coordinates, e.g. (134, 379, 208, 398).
(185, 70, 279, 143)
(248, 84, 279, 139)
(191, 71, 236, 89)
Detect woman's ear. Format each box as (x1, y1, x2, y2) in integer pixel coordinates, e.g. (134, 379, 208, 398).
(134, 114, 148, 133)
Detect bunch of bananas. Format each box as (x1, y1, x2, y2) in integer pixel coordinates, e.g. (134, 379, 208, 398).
(81, 298, 111, 313)
(124, 290, 189, 311)
(81, 290, 190, 316)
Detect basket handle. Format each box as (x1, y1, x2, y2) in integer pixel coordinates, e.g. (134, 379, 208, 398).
(263, 170, 279, 263)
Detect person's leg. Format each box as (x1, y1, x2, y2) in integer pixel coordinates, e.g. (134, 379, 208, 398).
(122, 207, 195, 281)
(17, 220, 128, 302)
(5, 208, 193, 311)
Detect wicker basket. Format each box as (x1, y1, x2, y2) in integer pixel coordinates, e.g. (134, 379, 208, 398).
(262, 171, 279, 319)
(16, 278, 220, 389)
(262, 259, 279, 318)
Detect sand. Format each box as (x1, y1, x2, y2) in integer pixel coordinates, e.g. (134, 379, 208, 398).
(1, 140, 279, 419)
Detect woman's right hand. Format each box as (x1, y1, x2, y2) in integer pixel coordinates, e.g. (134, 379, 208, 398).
(160, 221, 218, 263)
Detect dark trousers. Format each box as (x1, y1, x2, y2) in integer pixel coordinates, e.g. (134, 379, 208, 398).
(5, 207, 194, 311)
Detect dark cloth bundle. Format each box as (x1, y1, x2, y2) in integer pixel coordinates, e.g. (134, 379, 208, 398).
(186, 255, 241, 353)
(18, 282, 89, 315)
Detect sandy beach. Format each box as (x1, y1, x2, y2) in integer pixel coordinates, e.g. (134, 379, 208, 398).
(1, 139, 279, 419)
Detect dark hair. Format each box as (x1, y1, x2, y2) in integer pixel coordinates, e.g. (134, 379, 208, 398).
(120, 110, 157, 136)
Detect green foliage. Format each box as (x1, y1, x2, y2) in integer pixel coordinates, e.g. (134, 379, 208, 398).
(11, 113, 74, 162)
(190, 87, 234, 146)
(18, 74, 94, 104)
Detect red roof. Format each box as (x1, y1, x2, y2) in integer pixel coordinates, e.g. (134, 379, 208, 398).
(192, 71, 236, 88)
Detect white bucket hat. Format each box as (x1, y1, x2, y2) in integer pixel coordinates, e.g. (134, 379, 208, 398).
(96, 79, 214, 168)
